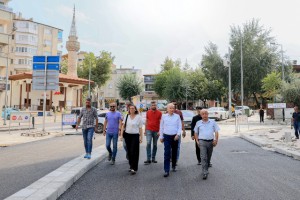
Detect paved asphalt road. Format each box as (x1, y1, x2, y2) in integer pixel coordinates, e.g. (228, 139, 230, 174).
(60, 136, 300, 200)
(0, 134, 105, 199)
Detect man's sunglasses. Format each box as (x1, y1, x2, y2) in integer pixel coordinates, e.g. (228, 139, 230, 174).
(110, 106, 116, 108)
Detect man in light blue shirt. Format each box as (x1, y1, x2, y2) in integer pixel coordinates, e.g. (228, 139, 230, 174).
(194, 109, 219, 180)
(159, 103, 182, 177)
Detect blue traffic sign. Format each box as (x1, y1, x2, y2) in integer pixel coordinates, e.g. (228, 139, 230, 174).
(47, 64, 59, 70)
(33, 64, 46, 70)
(33, 56, 46, 63)
(47, 56, 60, 63)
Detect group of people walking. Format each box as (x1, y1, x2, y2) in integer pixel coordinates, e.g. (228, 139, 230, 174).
(77, 98, 220, 180)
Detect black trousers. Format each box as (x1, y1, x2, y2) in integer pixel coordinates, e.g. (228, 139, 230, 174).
(260, 115, 264, 123)
(164, 134, 178, 172)
(125, 134, 140, 171)
(195, 140, 201, 162)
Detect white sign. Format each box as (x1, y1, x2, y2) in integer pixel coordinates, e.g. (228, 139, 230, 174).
(10, 112, 31, 123)
(62, 114, 77, 125)
(268, 103, 286, 109)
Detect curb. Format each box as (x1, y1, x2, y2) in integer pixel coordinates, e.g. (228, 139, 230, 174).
(240, 133, 300, 161)
(240, 133, 272, 148)
(5, 145, 107, 200)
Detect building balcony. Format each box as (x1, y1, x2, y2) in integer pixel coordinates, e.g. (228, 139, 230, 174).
(13, 64, 31, 71)
(0, 56, 7, 68)
(0, 6, 12, 21)
(0, 32, 8, 45)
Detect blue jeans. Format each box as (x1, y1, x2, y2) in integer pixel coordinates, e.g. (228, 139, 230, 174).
(163, 134, 178, 173)
(294, 122, 300, 138)
(146, 130, 158, 161)
(106, 133, 118, 159)
(82, 127, 94, 154)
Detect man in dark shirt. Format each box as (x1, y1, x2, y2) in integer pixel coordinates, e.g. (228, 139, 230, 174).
(292, 106, 300, 139)
(191, 106, 202, 165)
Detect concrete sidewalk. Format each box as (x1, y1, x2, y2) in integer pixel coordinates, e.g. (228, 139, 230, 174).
(237, 114, 300, 161)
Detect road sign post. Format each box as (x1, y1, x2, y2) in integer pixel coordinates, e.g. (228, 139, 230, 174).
(32, 56, 60, 134)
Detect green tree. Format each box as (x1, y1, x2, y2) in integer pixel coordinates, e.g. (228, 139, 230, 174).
(261, 72, 282, 101)
(78, 51, 113, 91)
(201, 42, 227, 84)
(160, 57, 181, 72)
(229, 19, 280, 106)
(60, 58, 68, 75)
(281, 78, 300, 105)
(116, 74, 144, 102)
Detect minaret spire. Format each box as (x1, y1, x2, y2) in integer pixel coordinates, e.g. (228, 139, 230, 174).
(66, 4, 80, 77)
(69, 4, 77, 38)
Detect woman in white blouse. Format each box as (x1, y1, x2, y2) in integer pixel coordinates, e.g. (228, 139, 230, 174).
(121, 104, 143, 175)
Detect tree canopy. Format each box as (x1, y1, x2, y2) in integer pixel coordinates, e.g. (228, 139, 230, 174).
(116, 74, 144, 102)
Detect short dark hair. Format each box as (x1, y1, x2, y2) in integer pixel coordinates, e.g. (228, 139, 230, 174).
(86, 98, 91, 102)
(151, 101, 156, 104)
(196, 106, 202, 110)
(171, 100, 177, 103)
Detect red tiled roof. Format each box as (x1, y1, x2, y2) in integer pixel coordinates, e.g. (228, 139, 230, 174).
(9, 72, 94, 85)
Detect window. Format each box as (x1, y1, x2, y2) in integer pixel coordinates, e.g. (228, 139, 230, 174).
(26, 84, 31, 92)
(0, 24, 4, 33)
(10, 59, 13, 64)
(108, 83, 112, 89)
(11, 34, 14, 40)
(44, 28, 52, 35)
(44, 40, 52, 47)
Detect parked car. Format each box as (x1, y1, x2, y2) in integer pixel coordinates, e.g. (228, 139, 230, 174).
(234, 106, 254, 117)
(1, 108, 19, 120)
(70, 107, 107, 133)
(181, 110, 195, 129)
(208, 107, 229, 121)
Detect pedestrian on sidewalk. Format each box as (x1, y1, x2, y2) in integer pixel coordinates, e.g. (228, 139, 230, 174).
(160, 103, 182, 177)
(191, 106, 202, 165)
(194, 109, 219, 180)
(259, 106, 264, 123)
(103, 102, 123, 165)
(120, 105, 143, 175)
(171, 100, 186, 164)
(76, 98, 98, 159)
(144, 101, 162, 165)
(292, 106, 300, 139)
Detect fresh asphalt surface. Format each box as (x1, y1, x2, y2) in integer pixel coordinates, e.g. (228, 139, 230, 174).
(60, 136, 300, 200)
(0, 134, 104, 199)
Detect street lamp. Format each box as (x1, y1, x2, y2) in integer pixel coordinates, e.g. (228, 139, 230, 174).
(3, 26, 17, 125)
(88, 58, 91, 98)
(270, 42, 284, 81)
(223, 47, 232, 118)
(241, 36, 244, 115)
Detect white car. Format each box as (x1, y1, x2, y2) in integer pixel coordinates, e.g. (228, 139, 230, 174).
(208, 107, 229, 121)
(234, 106, 254, 117)
(181, 110, 195, 129)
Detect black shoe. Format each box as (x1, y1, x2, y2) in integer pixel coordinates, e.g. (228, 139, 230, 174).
(152, 160, 157, 163)
(128, 169, 132, 172)
(164, 172, 169, 177)
(111, 159, 115, 165)
(203, 174, 208, 180)
(144, 160, 151, 165)
(197, 160, 201, 165)
(172, 167, 177, 172)
(209, 163, 212, 168)
(108, 153, 112, 161)
(131, 170, 136, 175)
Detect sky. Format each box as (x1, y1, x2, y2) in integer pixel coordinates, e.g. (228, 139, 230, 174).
(10, 0, 300, 74)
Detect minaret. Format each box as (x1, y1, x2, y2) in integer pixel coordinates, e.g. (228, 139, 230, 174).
(66, 5, 80, 77)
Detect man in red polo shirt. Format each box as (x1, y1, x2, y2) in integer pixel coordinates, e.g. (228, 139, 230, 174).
(144, 101, 162, 164)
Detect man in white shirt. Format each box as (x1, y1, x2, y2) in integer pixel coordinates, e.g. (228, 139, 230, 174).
(194, 109, 219, 180)
(159, 103, 182, 177)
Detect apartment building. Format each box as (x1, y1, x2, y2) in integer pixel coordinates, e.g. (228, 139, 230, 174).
(12, 13, 63, 73)
(98, 65, 143, 108)
(0, 0, 13, 112)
